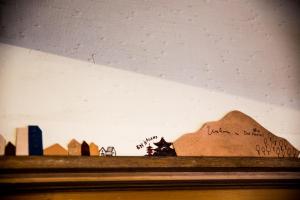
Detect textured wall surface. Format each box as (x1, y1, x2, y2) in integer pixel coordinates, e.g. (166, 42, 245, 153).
(0, 0, 300, 155)
(1, 0, 299, 109)
(0, 44, 299, 155)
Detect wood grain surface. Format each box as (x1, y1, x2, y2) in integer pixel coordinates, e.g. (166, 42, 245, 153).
(1, 156, 300, 172)
(0, 156, 299, 199)
(2, 189, 300, 200)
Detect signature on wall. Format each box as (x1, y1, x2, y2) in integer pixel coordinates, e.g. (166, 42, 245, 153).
(206, 125, 298, 158)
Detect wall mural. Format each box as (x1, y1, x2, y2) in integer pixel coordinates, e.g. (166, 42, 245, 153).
(0, 110, 299, 157)
(174, 110, 300, 158)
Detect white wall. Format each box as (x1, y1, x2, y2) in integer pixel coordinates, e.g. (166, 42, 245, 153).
(0, 43, 299, 155)
(1, 0, 300, 110)
(0, 0, 299, 155)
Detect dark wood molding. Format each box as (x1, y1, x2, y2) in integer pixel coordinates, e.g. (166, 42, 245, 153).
(1, 156, 300, 171)
(0, 156, 300, 193)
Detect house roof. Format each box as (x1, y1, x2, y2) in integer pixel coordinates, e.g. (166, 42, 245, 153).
(81, 141, 89, 147)
(68, 139, 80, 147)
(107, 146, 115, 152)
(0, 134, 5, 140)
(154, 137, 172, 147)
(45, 143, 66, 151)
(44, 143, 68, 155)
(89, 143, 98, 148)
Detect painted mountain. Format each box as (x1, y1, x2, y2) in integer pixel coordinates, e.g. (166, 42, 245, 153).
(173, 110, 299, 157)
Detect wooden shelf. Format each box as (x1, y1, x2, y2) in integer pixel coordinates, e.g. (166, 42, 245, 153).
(1, 156, 300, 199)
(1, 156, 300, 172)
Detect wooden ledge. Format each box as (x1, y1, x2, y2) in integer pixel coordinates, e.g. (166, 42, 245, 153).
(0, 156, 300, 172)
(0, 157, 300, 192)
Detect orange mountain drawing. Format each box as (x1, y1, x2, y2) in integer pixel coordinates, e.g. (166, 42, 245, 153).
(173, 110, 299, 157)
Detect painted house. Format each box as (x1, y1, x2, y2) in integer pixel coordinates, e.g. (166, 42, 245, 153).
(0, 134, 5, 156)
(99, 146, 116, 157)
(44, 143, 68, 156)
(81, 141, 90, 156)
(28, 125, 43, 156)
(68, 139, 81, 156)
(106, 146, 116, 156)
(16, 127, 29, 156)
(5, 142, 16, 156)
(89, 143, 99, 156)
(99, 147, 106, 156)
